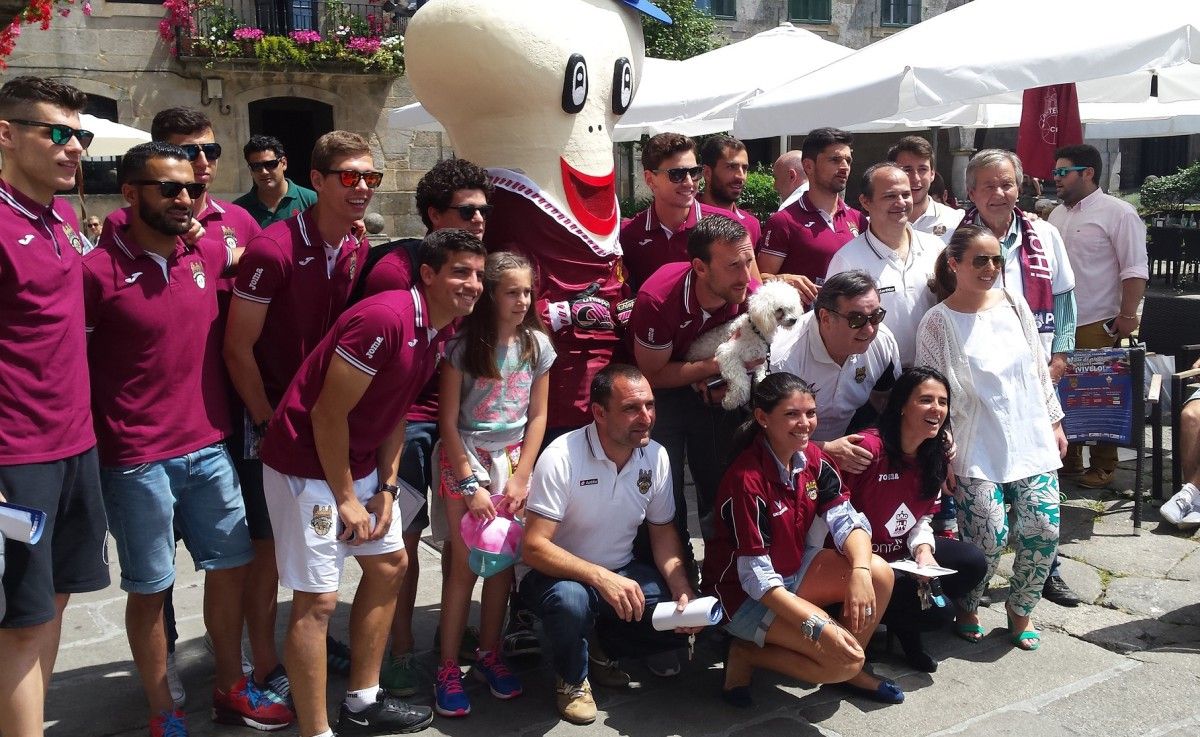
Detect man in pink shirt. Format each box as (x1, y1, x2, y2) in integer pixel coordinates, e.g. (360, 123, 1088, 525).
(0, 75, 110, 737)
(259, 229, 485, 737)
(224, 131, 374, 692)
(698, 135, 761, 246)
(84, 142, 292, 735)
(619, 133, 729, 289)
(758, 128, 867, 305)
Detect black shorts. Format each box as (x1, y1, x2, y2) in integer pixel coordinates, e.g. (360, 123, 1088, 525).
(1, 447, 111, 628)
(228, 419, 273, 541)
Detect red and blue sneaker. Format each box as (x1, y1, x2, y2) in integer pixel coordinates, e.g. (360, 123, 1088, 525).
(149, 709, 188, 737)
(212, 674, 295, 731)
(434, 659, 471, 717)
(473, 649, 523, 699)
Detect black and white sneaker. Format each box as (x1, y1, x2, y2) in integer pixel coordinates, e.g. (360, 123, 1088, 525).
(336, 693, 434, 735)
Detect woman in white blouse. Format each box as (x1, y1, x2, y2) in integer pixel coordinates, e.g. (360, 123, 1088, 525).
(915, 224, 1066, 651)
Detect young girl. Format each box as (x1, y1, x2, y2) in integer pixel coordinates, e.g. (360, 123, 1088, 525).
(434, 251, 555, 717)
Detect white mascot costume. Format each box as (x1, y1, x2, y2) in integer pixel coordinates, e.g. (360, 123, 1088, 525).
(405, 0, 672, 430)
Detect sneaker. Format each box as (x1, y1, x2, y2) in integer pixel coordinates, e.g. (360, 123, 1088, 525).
(587, 652, 631, 688)
(150, 709, 188, 737)
(381, 652, 421, 697)
(645, 649, 682, 678)
(555, 677, 596, 725)
(473, 649, 523, 699)
(433, 624, 481, 662)
(166, 652, 186, 710)
(212, 674, 295, 731)
(261, 664, 292, 708)
(502, 609, 542, 658)
(434, 659, 470, 717)
(1161, 483, 1200, 529)
(336, 692, 434, 735)
(327, 635, 352, 676)
(203, 633, 254, 676)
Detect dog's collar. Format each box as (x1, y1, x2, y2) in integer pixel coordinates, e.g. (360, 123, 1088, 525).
(749, 320, 771, 373)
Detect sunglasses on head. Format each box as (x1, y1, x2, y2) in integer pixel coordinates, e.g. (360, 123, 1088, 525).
(827, 307, 887, 329)
(248, 158, 282, 173)
(653, 165, 704, 183)
(968, 254, 1005, 269)
(448, 204, 493, 220)
(179, 142, 222, 162)
(130, 179, 207, 199)
(9, 119, 94, 149)
(1052, 165, 1088, 178)
(323, 169, 384, 189)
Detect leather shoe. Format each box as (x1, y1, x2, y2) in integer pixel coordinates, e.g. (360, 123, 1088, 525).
(1076, 467, 1114, 489)
(1042, 574, 1082, 607)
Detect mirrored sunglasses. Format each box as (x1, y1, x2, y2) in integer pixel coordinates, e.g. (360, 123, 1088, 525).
(179, 142, 222, 162)
(9, 119, 94, 149)
(324, 169, 384, 189)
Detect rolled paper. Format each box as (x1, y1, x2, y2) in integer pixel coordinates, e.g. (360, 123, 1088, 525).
(0, 502, 46, 545)
(651, 595, 723, 631)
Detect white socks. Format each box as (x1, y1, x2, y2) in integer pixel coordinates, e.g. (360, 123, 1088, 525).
(344, 685, 382, 713)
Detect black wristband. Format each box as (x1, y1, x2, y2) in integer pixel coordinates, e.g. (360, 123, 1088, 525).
(376, 482, 399, 497)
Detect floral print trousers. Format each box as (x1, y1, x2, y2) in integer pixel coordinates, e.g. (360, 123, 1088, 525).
(954, 472, 1060, 616)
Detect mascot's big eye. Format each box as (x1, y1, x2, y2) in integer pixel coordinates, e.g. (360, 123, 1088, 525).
(612, 57, 633, 114)
(562, 54, 588, 114)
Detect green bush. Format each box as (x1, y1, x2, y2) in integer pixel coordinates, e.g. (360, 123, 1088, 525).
(740, 166, 780, 222)
(255, 37, 307, 67)
(1140, 160, 1200, 212)
(619, 194, 651, 220)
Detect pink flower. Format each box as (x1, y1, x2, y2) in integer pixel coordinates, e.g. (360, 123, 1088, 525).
(233, 26, 264, 41)
(289, 29, 321, 45)
(346, 36, 380, 54)
(82, 1, 92, 15)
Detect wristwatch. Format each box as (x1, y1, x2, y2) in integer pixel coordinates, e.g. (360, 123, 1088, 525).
(376, 482, 399, 497)
(801, 614, 827, 643)
(456, 473, 481, 497)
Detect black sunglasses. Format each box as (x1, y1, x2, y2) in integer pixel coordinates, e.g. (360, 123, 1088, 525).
(179, 142, 222, 162)
(653, 165, 704, 184)
(968, 254, 1005, 269)
(448, 204, 493, 220)
(9, 119, 94, 149)
(322, 169, 384, 189)
(248, 158, 282, 172)
(827, 307, 887, 329)
(130, 179, 207, 199)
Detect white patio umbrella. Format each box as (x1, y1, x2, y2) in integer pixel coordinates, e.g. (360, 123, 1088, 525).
(80, 114, 152, 158)
(734, 0, 1200, 138)
(388, 23, 852, 142)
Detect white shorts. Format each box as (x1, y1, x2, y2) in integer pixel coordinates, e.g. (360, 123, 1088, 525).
(263, 465, 405, 593)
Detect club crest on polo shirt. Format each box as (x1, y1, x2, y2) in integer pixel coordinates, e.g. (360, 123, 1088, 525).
(885, 502, 914, 537)
(222, 226, 238, 251)
(933, 224, 947, 236)
(191, 260, 206, 289)
(805, 479, 818, 501)
(855, 366, 866, 383)
(848, 222, 860, 236)
(349, 250, 358, 281)
(637, 469, 652, 494)
(310, 504, 334, 536)
(62, 222, 84, 254)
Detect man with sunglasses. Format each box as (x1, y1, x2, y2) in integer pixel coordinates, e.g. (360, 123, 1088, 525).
(234, 135, 318, 228)
(620, 132, 729, 290)
(225, 130, 375, 702)
(83, 142, 293, 735)
(769, 270, 901, 474)
(827, 163, 945, 367)
(0, 75, 111, 737)
(759, 128, 867, 306)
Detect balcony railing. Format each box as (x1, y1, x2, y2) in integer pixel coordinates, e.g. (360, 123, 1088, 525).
(174, 0, 405, 74)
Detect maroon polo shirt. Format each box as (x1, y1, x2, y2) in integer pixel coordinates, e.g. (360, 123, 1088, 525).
(232, 208, 368, 406)
(0, 180, 95, 464)
(759, 193, 866, 281)
(716, 203, 762, 247)
(83, 227, 233, 466)
(619, 201, 731, 289)
(629, 261, 756, 362)
(483, 181, 629, 429)
(260, 286, 443, 480)
(839, 430, 939, 562)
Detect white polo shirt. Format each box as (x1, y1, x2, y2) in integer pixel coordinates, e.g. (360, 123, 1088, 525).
(526, 422, 674, 571)
(769, 312, 902, 442)
(826, 226, 944, 367)
(1048, 188, 1148, 326)
(911, 200, 965, 244)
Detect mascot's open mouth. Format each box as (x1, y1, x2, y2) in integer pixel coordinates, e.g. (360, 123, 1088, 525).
(560, 158, 617, 235)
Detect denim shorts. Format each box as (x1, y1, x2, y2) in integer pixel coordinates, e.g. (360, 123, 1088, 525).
(100, 442, 253, 594)
(724, 545, 821, 647)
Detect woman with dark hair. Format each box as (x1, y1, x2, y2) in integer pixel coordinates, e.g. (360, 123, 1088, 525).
(838, 367, 988, 672)
(702, 373, 901, 707)
(916, 224, 1066, 651)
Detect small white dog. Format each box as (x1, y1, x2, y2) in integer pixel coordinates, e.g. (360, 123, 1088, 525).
(685, 280, 802, 410)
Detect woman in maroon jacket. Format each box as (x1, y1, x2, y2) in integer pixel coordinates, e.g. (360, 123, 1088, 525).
(702, 372, 900, 707)
(838, 367, 987, 673)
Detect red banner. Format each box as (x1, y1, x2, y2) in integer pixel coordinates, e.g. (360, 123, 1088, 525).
(1016, 83, 1083, 180)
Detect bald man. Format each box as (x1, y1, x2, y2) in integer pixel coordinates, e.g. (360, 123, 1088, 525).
(772, 150, 808, 211)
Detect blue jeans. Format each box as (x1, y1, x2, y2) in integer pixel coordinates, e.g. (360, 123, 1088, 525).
(101, 442, 253, 594)
(519, 559, 687, 684)
(399, 420, 437, 534)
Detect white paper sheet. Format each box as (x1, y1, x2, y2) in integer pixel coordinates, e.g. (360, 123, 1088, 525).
(651, 596, 723, 631)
